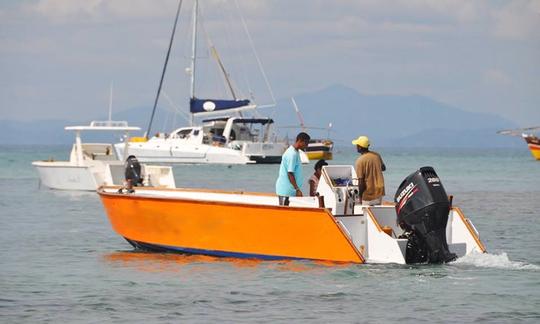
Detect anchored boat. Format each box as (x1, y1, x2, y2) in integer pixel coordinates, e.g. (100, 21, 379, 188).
(33, 121, 176, 191)
(117, 117, 286, 164)
(115, 0, 286, 164)
(305, 139, 334, 160)
(98, 165, 485, 264)
(523, 132, 540, 160)
(281, 97, 334, 161)
(497, 126, 540, 160)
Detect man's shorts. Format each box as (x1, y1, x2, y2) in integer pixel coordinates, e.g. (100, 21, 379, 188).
(361, 197, 382, 206)
(278, 196, 290, 206)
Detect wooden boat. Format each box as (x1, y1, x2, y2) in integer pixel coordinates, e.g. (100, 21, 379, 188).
(305, 139, 333, 160)
(497, 126, 540, 160)
(284, 97, 334, 161)
(98, 165, 485, 264)
(523, 133, 540, 160)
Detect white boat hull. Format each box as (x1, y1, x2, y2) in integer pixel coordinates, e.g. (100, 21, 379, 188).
(33, 161, 176, 191)
(115, 141, 286, 164)
(31, 123, 177, 191)
(33, 162, 98, 191)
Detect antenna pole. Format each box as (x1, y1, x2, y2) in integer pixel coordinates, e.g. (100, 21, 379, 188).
(145, 0, 183, 138)
(189, 0, 199, 126)
(108, 81, 113, 123)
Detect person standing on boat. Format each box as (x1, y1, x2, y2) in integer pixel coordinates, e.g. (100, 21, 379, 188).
(276, 132, 311, 206)
(352, 136, 386, 205)
(309, 159, 328, 196)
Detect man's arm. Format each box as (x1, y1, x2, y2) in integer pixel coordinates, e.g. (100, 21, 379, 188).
(288, 172, 303, 197)
(309, 179, 316, 196)
(376, 153, 386, 172)
(357, 178, 366, 199)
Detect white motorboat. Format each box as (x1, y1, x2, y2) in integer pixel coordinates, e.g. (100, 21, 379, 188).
(32, 121, 176, 191)
(114, 0, 287, 164)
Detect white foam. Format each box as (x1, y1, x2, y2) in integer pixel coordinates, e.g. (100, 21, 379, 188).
(453, 252, 540, 271)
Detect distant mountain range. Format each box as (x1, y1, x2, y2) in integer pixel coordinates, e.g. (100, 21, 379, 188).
(0, 84, 521, 147)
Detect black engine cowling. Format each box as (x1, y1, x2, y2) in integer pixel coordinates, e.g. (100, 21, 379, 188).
(395, 166, 456, 264)
(125, 155, 143, 187)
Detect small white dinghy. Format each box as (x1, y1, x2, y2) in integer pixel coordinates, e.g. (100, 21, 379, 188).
(32, 121, 176, 191)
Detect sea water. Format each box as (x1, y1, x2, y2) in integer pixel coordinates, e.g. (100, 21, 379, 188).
(1, 145, 539, 323)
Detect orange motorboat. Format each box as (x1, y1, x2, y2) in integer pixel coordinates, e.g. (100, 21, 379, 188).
(99, 187, 363, 263)
(98, 166, 486, 264)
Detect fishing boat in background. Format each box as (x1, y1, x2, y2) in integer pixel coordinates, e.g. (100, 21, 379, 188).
(115, 0, 287, 164)
(98, 165, 485, 264)
(283, 97, 334, 160)
(497, 126, 540, 160)
(306, 139, 333, 160)
(32, 121, 176, 191)
(524, 133, 540, 160)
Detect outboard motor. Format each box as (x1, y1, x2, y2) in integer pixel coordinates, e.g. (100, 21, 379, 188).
(124, 155, 143, 188)
(394, 167, 457, 264)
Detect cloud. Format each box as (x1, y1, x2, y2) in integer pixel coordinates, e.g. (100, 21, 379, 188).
(1, 0, 538, 125)
(21, 0, 538, 44)
(484, 69, 512, 86)
(492, 0, 540, 40)
(29, 0, 104, 21)
(0, 36, 55, 55)
(25, 0, 179, 22)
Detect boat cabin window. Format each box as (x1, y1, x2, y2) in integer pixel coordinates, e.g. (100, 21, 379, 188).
(193, 129, 200, 136)
(203, 127, 225, 144)
(175, 129, 193, 139)
(208, 128, 224, 136)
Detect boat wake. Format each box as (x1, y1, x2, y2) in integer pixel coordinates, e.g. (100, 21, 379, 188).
(453, 252, 540, 271)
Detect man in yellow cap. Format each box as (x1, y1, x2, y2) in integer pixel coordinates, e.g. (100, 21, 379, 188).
(352, 135, 386, 205)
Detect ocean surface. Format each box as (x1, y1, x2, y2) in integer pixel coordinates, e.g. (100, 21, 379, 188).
(1, 145, 539, 323)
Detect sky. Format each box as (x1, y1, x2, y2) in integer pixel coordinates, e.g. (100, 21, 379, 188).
(1, 0, 539, 126)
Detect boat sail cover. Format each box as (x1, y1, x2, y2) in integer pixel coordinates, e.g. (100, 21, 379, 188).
(190, 98, 251, 114)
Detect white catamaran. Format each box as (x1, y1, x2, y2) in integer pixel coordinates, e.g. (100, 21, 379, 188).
(114, 0, 287, 164)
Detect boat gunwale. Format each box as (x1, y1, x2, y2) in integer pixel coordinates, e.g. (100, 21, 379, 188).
(32, 162, 91, 168)
(99, 185, 290, 197)
(98, 186, 327, 213)
(452, 206, 487, 253)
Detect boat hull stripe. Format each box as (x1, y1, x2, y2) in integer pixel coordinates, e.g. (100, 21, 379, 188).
(127, 238, 306, 261)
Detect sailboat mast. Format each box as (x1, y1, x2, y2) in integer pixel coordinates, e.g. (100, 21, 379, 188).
(291, 97, 306, 132)
(189, 0, 199, 126)
(145, 0, 183, 138)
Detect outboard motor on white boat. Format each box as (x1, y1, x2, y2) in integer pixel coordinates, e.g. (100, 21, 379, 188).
(125, 155, 143, 187)
(395, 166, 457, 264)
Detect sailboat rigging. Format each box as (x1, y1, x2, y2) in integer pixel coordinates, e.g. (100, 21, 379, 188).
(115, 0, 287, 164)
(146, 0, 183, 137)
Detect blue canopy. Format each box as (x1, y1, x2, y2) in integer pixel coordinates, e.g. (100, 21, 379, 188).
(202, 117, 274, 125)
(190, 98, 251, 114)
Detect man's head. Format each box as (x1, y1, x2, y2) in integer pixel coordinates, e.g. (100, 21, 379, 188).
(314, 159, 328, 177)
(352, 135, 370, 153)
(294, 132, 311, 150)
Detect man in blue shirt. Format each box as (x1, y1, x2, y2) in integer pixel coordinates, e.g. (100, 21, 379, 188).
(275, 132, 311, 206)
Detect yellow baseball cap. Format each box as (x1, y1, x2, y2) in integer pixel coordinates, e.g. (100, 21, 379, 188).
(352, 136, 370, 148)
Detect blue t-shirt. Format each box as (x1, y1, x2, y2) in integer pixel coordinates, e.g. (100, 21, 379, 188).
(275, 146, 302, 196)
